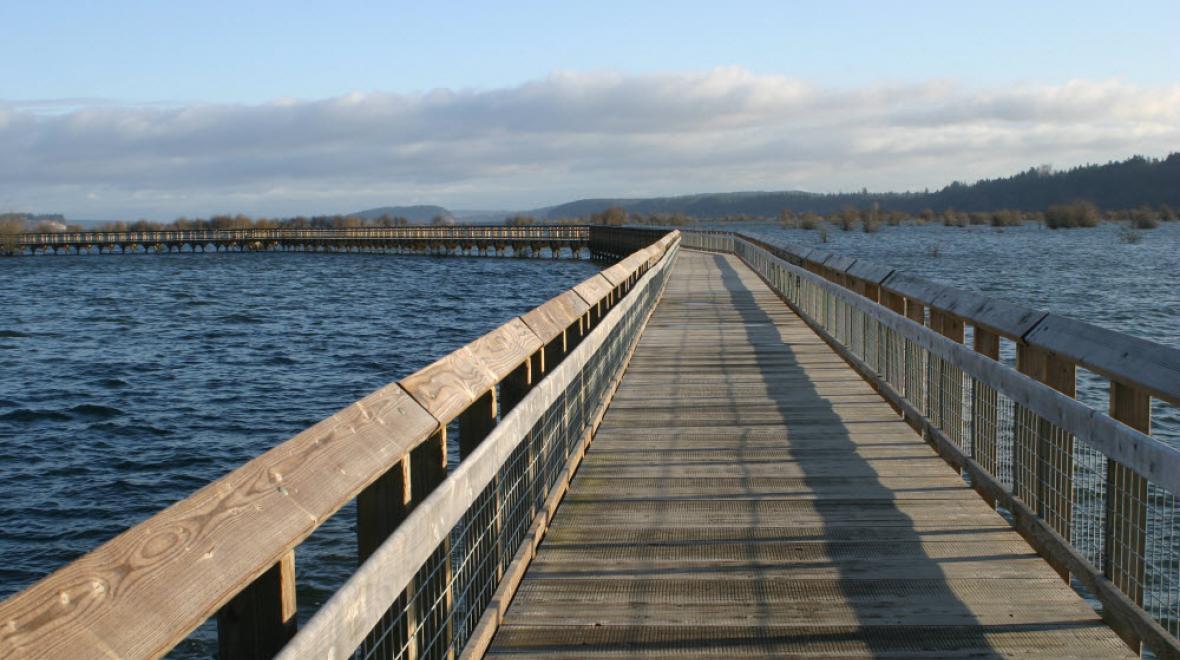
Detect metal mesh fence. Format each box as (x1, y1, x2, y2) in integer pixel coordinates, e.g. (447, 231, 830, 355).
(353, 250, 672, 659)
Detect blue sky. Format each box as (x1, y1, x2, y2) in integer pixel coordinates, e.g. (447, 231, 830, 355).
(4, 1, 1177, 102)
(2, 1, 1178, 218)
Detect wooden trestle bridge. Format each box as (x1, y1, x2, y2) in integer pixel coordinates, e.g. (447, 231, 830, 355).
(6, 226, 601, 259)
(1, 227, 1179, 658)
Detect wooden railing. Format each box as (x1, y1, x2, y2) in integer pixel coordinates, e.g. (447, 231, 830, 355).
(15, 225, 591, 247)
(0, 228, 678, 659)
(683, 230, 1180, 658)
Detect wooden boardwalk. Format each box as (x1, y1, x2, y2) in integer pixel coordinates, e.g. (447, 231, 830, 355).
(487, 251, 1132, 657)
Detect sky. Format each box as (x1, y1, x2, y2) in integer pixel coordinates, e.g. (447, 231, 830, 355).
(2, 0, 1178, 219)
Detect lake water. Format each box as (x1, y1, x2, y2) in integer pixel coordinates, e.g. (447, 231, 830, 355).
(0, 252, 598, 655)
(2, 224, 1177, 654)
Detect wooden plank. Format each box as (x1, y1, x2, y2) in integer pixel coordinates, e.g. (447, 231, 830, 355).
(0, 383, 437, 659)
(845, 260, 894, 286)
(489, 623, 1130, 657)
(400, 347, 498, 424)
(519, 291, 589, 345)
(1025, 312, 1180, 406)
(571, 273, 614, 311)
(466, 318, 543, 382)
(929, 286, 1046, 340)
(599, 262, 634, 287)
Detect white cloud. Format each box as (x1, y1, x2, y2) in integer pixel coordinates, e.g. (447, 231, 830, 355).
(1, 68, 1177, 218)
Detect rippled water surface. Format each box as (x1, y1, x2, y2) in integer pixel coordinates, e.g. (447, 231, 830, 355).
(0, 251, 598, 654)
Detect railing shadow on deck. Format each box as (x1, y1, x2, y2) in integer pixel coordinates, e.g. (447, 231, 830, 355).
(686, 230, 1180, 658)
(710, 253, 999, 655)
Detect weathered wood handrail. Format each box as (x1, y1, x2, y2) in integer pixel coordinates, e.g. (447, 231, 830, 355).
(277, 233, 680, 659)
(0, 228, 678, 658)
(684, 229, 1180, 657)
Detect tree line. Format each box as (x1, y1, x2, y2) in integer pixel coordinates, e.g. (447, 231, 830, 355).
(541, 154, 1180, 220)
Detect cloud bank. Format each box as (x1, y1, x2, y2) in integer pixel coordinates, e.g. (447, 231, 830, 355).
(2, 67, 1178, 218)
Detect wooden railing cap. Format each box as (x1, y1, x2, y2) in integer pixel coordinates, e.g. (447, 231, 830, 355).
(931, 288, 1046, 339)
(572, 274, 615, 309)
(520, 290, 590, 344)
(882, 271, 1046, 339)
(465, 318, 544, 382)
(1024, 314, 1180, 406)
(880, 271, 957, 307)
(844, 260, 895, 285)
(400, 346, 500, 424)
(801, 248, 835, 264)
(824, 254, 858, 273)
(600, 262, 634, 286)
(0, 383, 436, 659)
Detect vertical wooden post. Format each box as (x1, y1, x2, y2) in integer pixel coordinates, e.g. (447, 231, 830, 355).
(500, 356, 535, 415)
(1106, 381, 1149, 619)
(1016, 344, 1075, 580)
(972, 329, 1001, 505)
(357, 460, 414, 660)
(904, 299, 925, 411)
(410, 430, 452, 659)
(928, 310, 965, 446)
(458, 389, 497, 457)
(217, 551, 297, 660)
(458, 388, 503, 592)
(879, 290, 906, 389)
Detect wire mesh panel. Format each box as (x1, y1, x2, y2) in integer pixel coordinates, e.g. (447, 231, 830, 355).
(348, 248, 673, 660)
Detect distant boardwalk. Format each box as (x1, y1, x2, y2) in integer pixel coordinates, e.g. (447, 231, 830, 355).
(9, 225, 595, 258)
(487, 250, 1131, 657)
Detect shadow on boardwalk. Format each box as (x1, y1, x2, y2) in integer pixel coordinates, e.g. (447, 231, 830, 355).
(486, 251, 1130, 657)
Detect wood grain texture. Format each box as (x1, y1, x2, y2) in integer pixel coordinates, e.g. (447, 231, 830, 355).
(400, 347, 499, 424)
(571, 273, 615, 310)
(488, 250, 1131, 659)
(599, 262, 633, 287)
(520, 291, 590, 344)
(0, 383, 437, 659)
(465, 318, 543, 382)
(1025, 312, 1180, 406)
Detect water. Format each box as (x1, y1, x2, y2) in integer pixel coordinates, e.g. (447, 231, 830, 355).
(0, 251, 598, 654)
(728, 221, 1180, 446)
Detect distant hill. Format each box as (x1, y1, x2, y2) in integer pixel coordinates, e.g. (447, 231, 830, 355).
(352, 205, 452, 223)
(540, 154, 1180, 219)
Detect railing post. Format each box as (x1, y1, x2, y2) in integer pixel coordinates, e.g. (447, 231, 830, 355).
(1106, 380, 1149, 622)
(216, 550, 297, 660)
(500, 351, 537, 414)
(1015, 344, 1075, 580)
(410, 429, 452, 659)
(928, 310, 965, 447)
(904, 298, 925, 409)
(357, 459, 415, 659)
(971, 328, 1001, 503)
(458, 386, 503, 603)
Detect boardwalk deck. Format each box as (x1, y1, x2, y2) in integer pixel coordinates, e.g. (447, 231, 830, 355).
(486, 251, 1132, 658)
